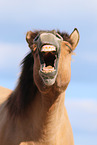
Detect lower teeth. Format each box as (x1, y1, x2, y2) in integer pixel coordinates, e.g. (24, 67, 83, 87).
(42, 66, 55, 73)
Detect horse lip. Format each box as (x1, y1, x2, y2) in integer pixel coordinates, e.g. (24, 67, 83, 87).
(39, 70, 57, 86)
(39, 69, 57, 78)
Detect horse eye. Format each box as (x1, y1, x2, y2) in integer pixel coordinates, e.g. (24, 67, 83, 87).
(34, 35, 39, 42)
(56, 33, 63, 40)
(65, 44, 72, 52)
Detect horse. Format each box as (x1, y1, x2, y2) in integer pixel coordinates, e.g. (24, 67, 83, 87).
(0, 28, 79, 145)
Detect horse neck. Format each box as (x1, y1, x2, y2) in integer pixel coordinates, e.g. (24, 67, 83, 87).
(29, 90, 65, 142)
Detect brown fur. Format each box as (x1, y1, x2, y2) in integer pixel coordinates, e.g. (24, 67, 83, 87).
(6, 30, 73, 119)
(0, 29, 79, 145)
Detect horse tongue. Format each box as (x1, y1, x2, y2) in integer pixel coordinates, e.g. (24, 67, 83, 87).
(43, 66, 54, 73)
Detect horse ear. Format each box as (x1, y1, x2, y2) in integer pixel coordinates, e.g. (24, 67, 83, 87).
(70, 28, 80, 50)
(26, 31, 37, 50)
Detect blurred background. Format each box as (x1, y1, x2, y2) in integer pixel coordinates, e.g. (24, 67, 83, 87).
(0, 0, 97, 144)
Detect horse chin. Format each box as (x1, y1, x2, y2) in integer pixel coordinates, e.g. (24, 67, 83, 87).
(42, 78, 56, 86)
(39, 70, 57, 86)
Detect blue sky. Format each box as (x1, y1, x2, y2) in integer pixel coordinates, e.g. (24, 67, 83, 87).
(0, 0, 97, 145)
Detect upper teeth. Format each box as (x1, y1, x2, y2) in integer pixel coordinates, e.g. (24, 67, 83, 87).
(41, 45, 56, 52)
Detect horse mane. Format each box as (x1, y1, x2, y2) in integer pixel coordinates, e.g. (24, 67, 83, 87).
(6, 52, 38, 119)
(57, 31, 73, 45)
(6, 30, 72, 119)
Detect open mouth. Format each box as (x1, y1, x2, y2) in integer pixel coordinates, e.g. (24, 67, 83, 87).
(33, 31, 62, 86)
(39, 44, 59, 86)
(39, 45, 58, 75)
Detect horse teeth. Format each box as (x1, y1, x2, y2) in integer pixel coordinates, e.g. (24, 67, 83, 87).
(42, 66, 55, 73)
(42, 70, 54, 73)
(41, 45, 56, 52)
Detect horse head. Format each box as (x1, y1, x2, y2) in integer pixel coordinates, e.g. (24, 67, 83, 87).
(26, 29, 79, 93)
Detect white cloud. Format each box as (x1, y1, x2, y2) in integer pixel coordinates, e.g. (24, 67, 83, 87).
(0, 0, 97, 22)
(65, 98, 97, 132)
(77, 51, 97, 64)
(0, 42, 29, 70)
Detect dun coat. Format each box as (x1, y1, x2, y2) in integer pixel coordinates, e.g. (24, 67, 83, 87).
(0, 28, 80, 145)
